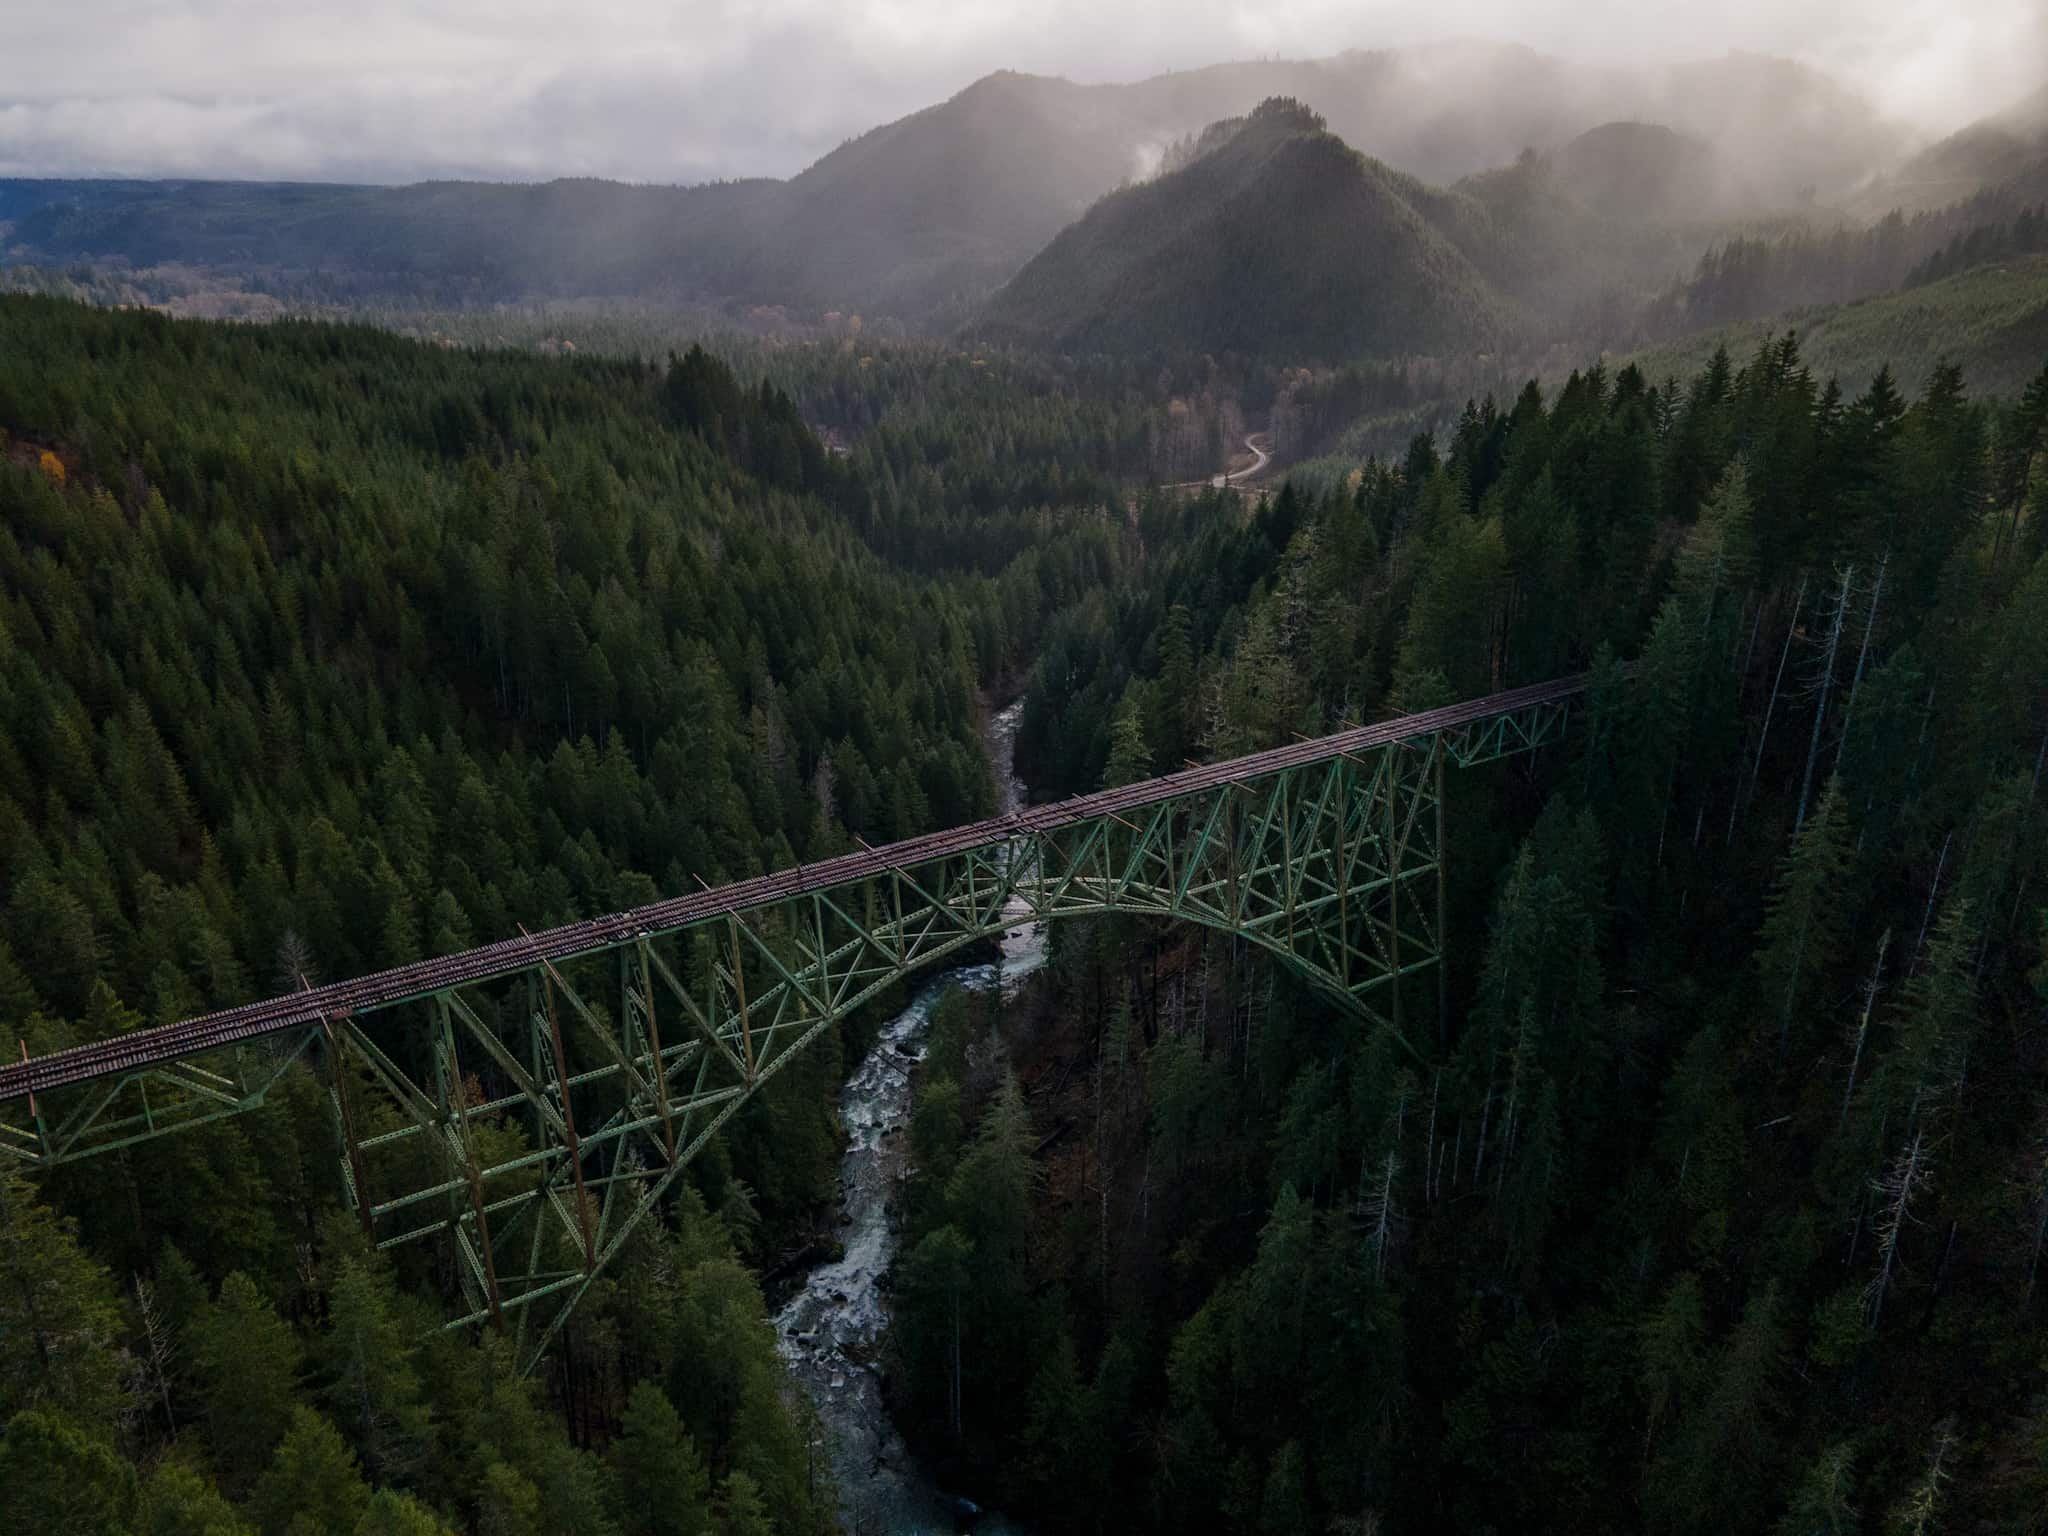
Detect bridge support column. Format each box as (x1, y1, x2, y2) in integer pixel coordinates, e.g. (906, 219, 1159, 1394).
(0, 675, 1594, 1373)
(322, 1020, 375, 1240)
(1436, 737, 1448, 1054)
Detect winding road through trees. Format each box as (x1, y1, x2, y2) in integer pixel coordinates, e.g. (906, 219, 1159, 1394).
(1213, 430, 1271, 487)
(1162, 430, 1273, 493)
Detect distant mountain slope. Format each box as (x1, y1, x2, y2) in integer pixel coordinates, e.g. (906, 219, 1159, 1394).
(1115, 44, 1900, 207)
(0, 45, 1909, 325)
(1849, 84, 2048, 218)
(973, 100, 1519, 362)
(1622, 251, 2048, 401)
(0, 74, 1140, 322)
(1655, 52, 1907, 206)
(1448, 126, 1773, 323)
(1546, 122, 1729, 221)
(733, 72, 1162, 319)
(0, 177, 779, 303)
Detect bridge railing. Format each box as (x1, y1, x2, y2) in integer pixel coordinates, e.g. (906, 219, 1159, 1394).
(1, 673, 1593, 1371)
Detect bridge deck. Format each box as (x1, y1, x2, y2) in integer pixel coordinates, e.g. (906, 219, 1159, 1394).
(0, 673, 1591, 1102)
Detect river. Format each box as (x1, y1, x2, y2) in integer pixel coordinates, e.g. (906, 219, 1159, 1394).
(774, 699, 1043, 1536)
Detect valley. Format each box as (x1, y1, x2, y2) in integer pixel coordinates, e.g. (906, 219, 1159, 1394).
(2, 19, 2047, 1536)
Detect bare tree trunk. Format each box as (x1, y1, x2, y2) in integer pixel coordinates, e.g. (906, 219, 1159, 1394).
(1836, 552, 1886, 778)
(1737, 601, 1762, 683)
(1424, 1069, 1441, 1204)
(1911, 833, 1953, 974)
(1796, 564, 1854, 832)
(2007, 732, 2047, 937)
(134, 1273, 177, 1438)
(1841, 931, 1891, 1133)
(1734, 577, 1806, 841)
(1368, 1151, 1399, 1283)
(1868, 1130, 1930, 1326)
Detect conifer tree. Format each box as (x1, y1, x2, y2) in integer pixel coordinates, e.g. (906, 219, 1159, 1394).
(1673, 458, 1757, 633)
(901, 1226, 973, 1439)
(1019, 1333, 1091, 1517)
(249, 1408, 372, 1536)
(138, 1457, 255, 1536)
(1756, 776, 1853, 1053)
(1102, 686, 1151, 788)
(1639, 1272, 1705, 1456)
(613, 1382, 713, 1536)
(0, 1407, 139, 1532)
(1650, 1285, 1786, 1533)
(1153, 603, 1196, 766)
(192, 1273, 300, 1492)
(713, 1471, 774, 1536)
(475, 1461, 542, 1536)
(1774, 1443, 1857, 1535)
(1243, 1184, 1315, 1405)
(1873, 896, 1980, 1130)
(322, 1257, 428, 1483)
(0, 1160, 128, 1428)
(353, 1491, 456, 1536)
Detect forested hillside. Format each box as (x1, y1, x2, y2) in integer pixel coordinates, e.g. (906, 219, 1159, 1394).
(975, 99, 1519, 363)
(1627, 256, 2048, 405)
(0, 45, 1911, 334)
(1646, 177, 2048, 340)
(888, 340, 2048, 1533)
(3, 283, 2047, 1536)
(0, 296, 1081, 1535)
(1846, 85, 2048, 219)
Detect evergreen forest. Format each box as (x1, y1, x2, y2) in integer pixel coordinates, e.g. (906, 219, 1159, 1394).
(0, 292, 2046, 1536)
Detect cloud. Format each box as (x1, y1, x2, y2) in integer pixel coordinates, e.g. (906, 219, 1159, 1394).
(0, 0, 2037, 184)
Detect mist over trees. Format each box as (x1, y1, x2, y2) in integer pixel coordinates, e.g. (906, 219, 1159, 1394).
(901, 337, 2048, 1533)
(1, 30, 2046, 1522)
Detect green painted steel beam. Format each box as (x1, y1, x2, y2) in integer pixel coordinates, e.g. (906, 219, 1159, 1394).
(0, 687, 1583, 1373)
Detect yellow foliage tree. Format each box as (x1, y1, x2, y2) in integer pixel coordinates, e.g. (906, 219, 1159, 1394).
(37, 450, 65, 485)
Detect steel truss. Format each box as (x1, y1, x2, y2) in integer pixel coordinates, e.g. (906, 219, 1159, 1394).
(1, 682, 1579, 1372)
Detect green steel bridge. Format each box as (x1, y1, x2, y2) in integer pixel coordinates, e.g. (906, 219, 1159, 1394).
(0, 673, 1592, 1371)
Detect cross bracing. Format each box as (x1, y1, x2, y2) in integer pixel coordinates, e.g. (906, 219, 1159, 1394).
(0, 673, 1588, 1372)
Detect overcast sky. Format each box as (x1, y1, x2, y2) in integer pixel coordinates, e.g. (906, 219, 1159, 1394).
(2, 0, 2041, 184)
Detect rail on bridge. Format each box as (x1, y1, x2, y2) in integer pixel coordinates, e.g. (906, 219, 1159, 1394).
(1, 673, 1594, 1371)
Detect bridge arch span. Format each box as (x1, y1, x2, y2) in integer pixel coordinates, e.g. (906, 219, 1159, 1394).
(1, 675, 1591, 1370)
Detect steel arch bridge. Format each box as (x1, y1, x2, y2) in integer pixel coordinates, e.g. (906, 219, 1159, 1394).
(0, 674, 1590, 1372)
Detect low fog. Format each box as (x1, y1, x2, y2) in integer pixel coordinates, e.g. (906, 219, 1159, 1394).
(1, 0, 2042, 185)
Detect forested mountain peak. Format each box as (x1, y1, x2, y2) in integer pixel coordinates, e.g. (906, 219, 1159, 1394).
(1543, 120, 1737, 221)
(3, 213, 2047, 1536)
(1846, 78, 2048, 218)
(0, 43, 1931, 330)
(1240, 96, 1328, 136)
(971, 98, 1518, 362)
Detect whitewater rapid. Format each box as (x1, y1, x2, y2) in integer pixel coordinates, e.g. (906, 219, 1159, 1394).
(773, 699, 1044, 1535)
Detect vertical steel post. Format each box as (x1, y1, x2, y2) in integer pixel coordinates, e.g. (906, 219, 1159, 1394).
(322, 1020, 376, 1240)
(541, 972, 597, 1274)
(726, 915, 756, 1082)
(18, 1039, 48, 1162)
(1280, 769, 1296, 949)
(1387, 747, 1401, 1040)
(435, 999, 505, 1332)
(1436, 736, 1448, 1054)
(1336, 760, 1354, 990)
(635, 942, 676, 1163)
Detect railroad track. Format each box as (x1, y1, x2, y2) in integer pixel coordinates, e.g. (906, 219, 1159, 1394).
(0, 673, 1594, 1103)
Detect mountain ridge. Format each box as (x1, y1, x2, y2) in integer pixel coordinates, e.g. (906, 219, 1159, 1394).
(971, 99, 1520, 362)
(1, 44, 1916, 323)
